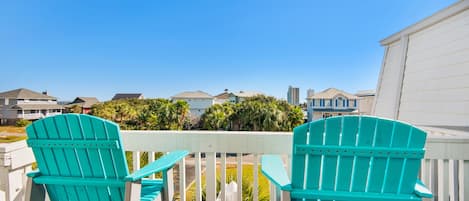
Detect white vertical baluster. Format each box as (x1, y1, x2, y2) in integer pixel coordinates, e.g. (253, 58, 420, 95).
(149, 151, 155, 179)
(420, 159, 427, 183)
(133, 151, 140, 171)
(429, 159, 434, 194)
(196, 152, 202, 201)
(206, 152, 217, 201)
(179, 157, 186, 201)
(237, 153, 243, 201)
(269, 182, 276, 201)
(253, 154, 259, 201)
(220, 153, 226, 201)
(460, 160, 469, 201)
(449, 160, 455, 201)
(438, 159, 449, 201)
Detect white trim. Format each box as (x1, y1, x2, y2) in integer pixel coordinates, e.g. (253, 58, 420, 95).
(394, 35, 409, 119)
(380, 0, 469, 45)
(371, 46, 389, 115)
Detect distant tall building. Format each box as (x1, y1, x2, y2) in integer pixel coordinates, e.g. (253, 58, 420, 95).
(287, 86, 300, 105)
(307, 89, 315, 98)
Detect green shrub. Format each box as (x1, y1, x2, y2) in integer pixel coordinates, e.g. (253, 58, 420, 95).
(16, 119, 32, 127)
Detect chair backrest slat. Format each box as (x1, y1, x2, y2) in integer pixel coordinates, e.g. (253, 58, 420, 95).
(367, 119, 394, 193)
(290, 116, 427, 200)
(291, 124, 309, 189)
(335, 116, 358, 191)
(26, 114, 130, 201)
(321, 117, 341, 191)
(351, 117, 377, 192)
(305, 120, 324, 189)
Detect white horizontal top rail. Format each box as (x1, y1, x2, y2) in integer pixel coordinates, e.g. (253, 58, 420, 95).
(121, 129, 469, 157)
(121, 130, 292, 154)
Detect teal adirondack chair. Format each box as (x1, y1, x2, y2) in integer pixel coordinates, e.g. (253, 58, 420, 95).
(261, 116, 432, 201)
(24, 114, 188, 201)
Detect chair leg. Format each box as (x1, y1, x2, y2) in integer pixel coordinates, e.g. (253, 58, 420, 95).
(25, 177, 45, 201)
(125, 180, 142, 201)
(162, 168, 174, 201)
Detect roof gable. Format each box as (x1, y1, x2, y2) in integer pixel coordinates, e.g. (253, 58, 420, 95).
(112, 93, 143, 100)
(307, 88, 358, 99)
(0, 88, 56, 100)
(172, 91, 213, 99)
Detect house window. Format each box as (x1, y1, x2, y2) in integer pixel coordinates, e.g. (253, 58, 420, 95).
(17, 110, 22, 114)
(31, 110, 37, 114)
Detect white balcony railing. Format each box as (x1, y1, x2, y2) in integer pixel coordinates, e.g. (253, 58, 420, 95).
(121, 129, 469, 201)
(17, 112, 62, 120)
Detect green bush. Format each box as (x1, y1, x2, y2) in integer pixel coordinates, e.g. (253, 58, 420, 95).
(16, 119, 32, 127)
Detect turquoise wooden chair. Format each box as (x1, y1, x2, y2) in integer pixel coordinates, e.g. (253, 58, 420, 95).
(261, 116, 432, 201)
(24, 114, 188, 201)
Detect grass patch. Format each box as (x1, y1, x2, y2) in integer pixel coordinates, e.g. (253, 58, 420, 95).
(186, 164, 270, 201)
(0, 126, 26, 134)
(0, 135, 27, 143)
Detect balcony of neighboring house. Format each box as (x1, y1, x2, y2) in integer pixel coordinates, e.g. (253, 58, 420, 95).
(16, 109, 62, 120)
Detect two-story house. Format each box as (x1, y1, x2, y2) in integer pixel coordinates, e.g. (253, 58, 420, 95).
(306, 88, 359, 121)
(171, 91, 215, 123)
(0, 88, 63, 125)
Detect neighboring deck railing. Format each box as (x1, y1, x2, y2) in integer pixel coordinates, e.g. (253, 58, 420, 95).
(121, 129, 469, 201)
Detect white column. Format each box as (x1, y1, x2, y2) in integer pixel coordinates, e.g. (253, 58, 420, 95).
(220, 153, 226, 201)
(206, 152, 216, 201)
(237, 154, 242, 201)
(195, 153, 202, 201)
(179, 158, 186, 201)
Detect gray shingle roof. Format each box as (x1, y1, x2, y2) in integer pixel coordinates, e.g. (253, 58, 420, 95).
(0, 88, 56, 100)
(307, 88, 358, 99)
(67, 97, 99, 108)
(172, 91, 213, 99)
(112, 93, 143, 100)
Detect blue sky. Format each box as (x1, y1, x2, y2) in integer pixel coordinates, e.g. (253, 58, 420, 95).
(0, 0, 457, 102)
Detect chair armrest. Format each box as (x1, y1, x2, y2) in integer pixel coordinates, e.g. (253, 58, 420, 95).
(414, 179, 432, 198)
(261, 155, 291, 190)
(125, 150, 189, 182)
(27, 170, 41, 178)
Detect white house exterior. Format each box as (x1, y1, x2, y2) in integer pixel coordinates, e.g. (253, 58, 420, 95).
(306, 88, 359, 121)
(373, 0, 469, 129)
(355, 90, 375, 115)
(0, 88, 63, 125)
(171, 91, 215, 121)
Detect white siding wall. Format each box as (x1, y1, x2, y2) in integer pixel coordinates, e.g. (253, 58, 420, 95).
(358, 96, 375, 115)
(399, 9, 469, 127)
(174, 98, 214, 118)
(374, 41, 404, 118)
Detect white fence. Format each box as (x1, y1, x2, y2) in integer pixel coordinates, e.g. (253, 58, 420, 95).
(121, 129, 469, 201)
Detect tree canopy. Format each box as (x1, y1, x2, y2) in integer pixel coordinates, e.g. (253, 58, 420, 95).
(201, 95, 304, 131)
(90, 99, 190, 130)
